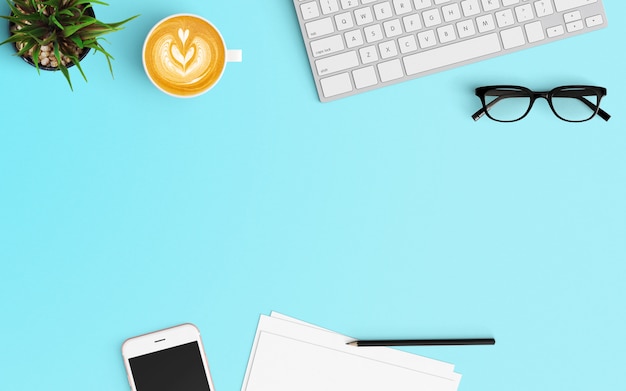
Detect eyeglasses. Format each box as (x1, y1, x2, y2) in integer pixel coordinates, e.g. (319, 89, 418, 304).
(472, 85, 611, 122)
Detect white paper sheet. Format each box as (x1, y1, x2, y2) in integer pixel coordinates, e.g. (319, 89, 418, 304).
(269, 311, 457, 376)
(241, 313, 461, 391)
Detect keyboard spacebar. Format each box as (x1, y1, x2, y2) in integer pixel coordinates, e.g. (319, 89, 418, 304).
(403, 34, 501, 76)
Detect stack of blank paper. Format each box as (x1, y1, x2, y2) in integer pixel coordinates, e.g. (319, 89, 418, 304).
(241, 312, 461, 391)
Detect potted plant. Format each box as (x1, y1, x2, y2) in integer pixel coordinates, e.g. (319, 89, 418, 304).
(0, 0, 138, 89)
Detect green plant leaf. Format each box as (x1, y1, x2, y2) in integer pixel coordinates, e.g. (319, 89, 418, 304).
(54, 40, 73, 90)
(5, 1, 22, 17)
(62, 18, 97, 37)
(32, 45, 41, 61)
(58, 62, 73, 90)
(67, 53, 87, 82)
(70, 35, 84, 49)
(1, 0, 139, 90)
(50, 14, 65, 30)
(74, 0, 108, 6)
(105, 14, 140, 29)
(0, 34, 27, 46)
(32, 45, 42, 73)
(22, 27, 50, 43)
(15, 39, 36, 56)
(26, 0, 38, 12)
(89, 43, 114, 76)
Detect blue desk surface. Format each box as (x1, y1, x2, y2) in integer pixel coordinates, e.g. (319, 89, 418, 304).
(1, 1, 624, 390)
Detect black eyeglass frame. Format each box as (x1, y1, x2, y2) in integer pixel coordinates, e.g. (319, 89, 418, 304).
(472, 85, 611, 122)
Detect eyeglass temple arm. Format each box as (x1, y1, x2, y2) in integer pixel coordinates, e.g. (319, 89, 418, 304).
(471, 101, 497, 121)
(575, 96, 611, 121)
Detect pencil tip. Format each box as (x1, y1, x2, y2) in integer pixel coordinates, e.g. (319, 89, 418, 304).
(346, 341, 358, 346)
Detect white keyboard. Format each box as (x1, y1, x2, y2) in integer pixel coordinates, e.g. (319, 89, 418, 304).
(293, 0, 608, 102)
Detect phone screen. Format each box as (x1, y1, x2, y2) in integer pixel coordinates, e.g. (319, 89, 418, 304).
(128, 341, 211, 391)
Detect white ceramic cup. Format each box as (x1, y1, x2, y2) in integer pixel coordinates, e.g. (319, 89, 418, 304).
(143, 14, 242, 98)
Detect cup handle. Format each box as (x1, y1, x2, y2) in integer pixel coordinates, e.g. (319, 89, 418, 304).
(227, 49, 242, 62)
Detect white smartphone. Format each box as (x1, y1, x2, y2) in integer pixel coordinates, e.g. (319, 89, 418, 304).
(122, 323, 215, 391)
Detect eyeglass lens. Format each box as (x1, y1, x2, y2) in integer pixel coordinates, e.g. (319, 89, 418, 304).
(550, 87, 599, 122)
(483, 87, 531, 122)
(482, 86, 602, 122)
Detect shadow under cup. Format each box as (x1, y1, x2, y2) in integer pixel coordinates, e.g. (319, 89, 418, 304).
(143, 14, 241, 98)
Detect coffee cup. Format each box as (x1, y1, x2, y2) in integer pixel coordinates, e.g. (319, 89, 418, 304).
(143, 14, 242, 98)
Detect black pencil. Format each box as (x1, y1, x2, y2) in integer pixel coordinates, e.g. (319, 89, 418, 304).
(346, 338, 496, 347)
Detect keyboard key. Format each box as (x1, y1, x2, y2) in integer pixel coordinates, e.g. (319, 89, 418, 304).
(476, 14, 496, 33)
(379, 40, 399, 58)
(378, 59, 404, 82)
(457, 19, 476, 38)
(305, 17, 334, 38)
(546, 25, 565, 37)
(515, 4, 533, 23)
(566, 20, 584, 32)
(354, 7, 374, 25)
(481, 0, 500, 12)
(300, 2, 320, 20)
(423, 9, 442, 27)
(403, 14, 422, 32)
(417, 30, 437, 48)
(335, 12, 354, 30)
(403, 33, 501, 75)
(383, 19, 403, 37)
(496, 9, 515, 28)
(534, 1, 554, 17)
(564, 11, 582, 23)
(340, 0, 359, 9)
(500, 26, 525, 49)
(398, 35, 418, 53)
(353, 66, 378, 89)
(414, 0, 432, 10)
(437, 24, 457, 43)
(359, 45, 379, 63)
(374, 2, 393, 20)
(525, 21, 545, 43)
(315, 51, 359, 75)
(461, 0, 481, 17)
(364, 24, 384, 42)
(344, 29, 364, 48)
(320, 0, 340, 14)
(554, 0, 597, 13)
(310, 34, 345, 57)
(442, 3, 462, 22)
(392, 0, 413, 15)
(586, 14, 604, 27)
(320, 73, 353, 97)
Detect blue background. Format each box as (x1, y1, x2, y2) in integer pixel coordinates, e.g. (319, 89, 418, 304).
(1, 1, 624, 391)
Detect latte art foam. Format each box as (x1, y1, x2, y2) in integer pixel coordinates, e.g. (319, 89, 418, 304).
(144, 15, 226, 97)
